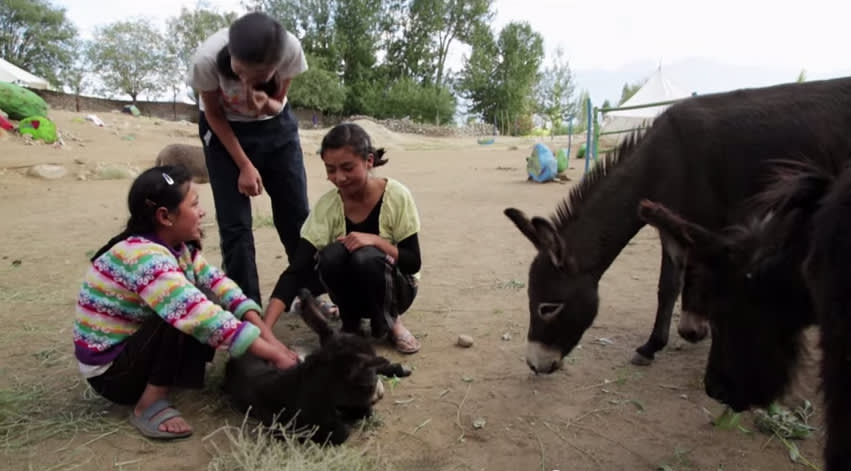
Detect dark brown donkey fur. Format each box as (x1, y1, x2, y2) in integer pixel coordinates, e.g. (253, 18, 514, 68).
(505, 76, 851, 373)
(222, 289, 411, 445)
(638, 156, 851, 471)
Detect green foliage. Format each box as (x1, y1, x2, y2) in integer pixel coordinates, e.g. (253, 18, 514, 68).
(166, 7, 237, 100)
(288, 54, 346, 113)
(58, 40, 91, 96)
(88, 19, 167, 102)
(0, 0, 77, 87)
(427, 0, 493, 89)
(536, 46, 577, 136)
(367, 77, 456, 123)
(796, 68, 807, 83)
(458, 21, 544, 135)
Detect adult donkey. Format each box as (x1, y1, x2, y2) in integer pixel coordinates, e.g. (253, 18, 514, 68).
(505, 76, 851, 373)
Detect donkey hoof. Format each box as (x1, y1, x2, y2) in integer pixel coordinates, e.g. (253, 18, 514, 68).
(630, 352, 654, 366)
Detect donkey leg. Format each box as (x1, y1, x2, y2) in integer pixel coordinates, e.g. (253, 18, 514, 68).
(820, 328, 851, 471)
(632, 245, 684, 365)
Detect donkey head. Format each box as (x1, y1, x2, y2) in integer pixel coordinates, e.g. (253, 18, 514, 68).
(504, 208, 599, 374)
(638, 200, 813, 411)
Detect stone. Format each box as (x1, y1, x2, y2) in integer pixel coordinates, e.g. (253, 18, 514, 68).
(457, 334, 474, 348)
(27, 164, 67, 180)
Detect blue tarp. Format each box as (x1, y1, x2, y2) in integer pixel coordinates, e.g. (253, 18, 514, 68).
(527, 143, 558, 182)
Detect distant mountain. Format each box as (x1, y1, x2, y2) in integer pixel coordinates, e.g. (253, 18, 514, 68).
(574, 57, 851, 106)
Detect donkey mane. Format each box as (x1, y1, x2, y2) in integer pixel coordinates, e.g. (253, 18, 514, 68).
(726, 156, 849, 248)
(552, 128, 647, 229)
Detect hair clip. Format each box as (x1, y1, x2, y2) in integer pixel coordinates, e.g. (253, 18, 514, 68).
(162, 173, 174, 185)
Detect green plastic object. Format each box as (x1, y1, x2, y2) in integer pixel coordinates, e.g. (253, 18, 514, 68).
(555, 148, 568, 173)
(19, 116, 57, 143)
(0, 82, 48, 120)
(576, 142, 587, 159)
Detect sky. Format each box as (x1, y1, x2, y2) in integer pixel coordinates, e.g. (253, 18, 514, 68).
(58, 0, 851, 104)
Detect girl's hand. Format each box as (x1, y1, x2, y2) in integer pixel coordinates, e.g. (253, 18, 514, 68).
(238, 164, 263, 197)
(272, 346, 300, 370)
(337, 232, 380, 252)
(246, 88, 270, 114)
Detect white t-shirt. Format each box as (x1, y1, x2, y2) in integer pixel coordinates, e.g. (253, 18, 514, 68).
(188, 28, 308, 122)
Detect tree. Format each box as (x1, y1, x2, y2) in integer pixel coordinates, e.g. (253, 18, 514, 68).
(797, 68, 807, 83)
(536, 47, 577, 137)
(429, 0, 493, 90)
(382, 0, 439, 83)
(0, 0, 77, 87)
(574, 89, 589, 133)
(59, 40, 92, 111)
(457, 23, 498, 123)
(88, 19, 167, 102)
(287, 54, 346, 113)
(248, 0, 338, 63)
(166, 7, 237, 89)
(458, 21, 544, 135)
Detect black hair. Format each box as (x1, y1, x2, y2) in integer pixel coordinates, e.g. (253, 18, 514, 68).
(216, 12, 286, 90)
(320, 123, 389, 167)
(90, 165, 193, 262)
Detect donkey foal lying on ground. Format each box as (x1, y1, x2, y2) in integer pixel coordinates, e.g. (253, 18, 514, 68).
(223, 289, 411, 445)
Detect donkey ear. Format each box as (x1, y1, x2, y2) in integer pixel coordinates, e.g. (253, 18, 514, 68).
(504, 207, 540, 247)
(637, 199, 725, 258)
(297, 289, 335, 344)
(531, 216, 568, 268)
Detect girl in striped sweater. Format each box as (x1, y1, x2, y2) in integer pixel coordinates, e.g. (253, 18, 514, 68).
(74, 164, 299, 440)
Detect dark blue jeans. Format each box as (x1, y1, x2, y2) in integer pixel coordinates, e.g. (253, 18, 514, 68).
(199, 105, 309, 304)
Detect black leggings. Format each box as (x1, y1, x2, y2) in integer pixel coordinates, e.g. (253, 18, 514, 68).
(87, 316, 214, 406)
(317, 242, 418, 338)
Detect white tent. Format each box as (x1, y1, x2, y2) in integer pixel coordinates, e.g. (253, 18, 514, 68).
(599, 67, 691, 144)
(0, 58, 52, 90)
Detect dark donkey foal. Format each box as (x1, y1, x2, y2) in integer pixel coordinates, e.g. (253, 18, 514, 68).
(506, 76, 851, 372)
(223, 289, 411, 445)
(638, 158, 851, 471)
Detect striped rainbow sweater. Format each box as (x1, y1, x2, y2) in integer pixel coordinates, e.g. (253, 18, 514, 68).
(73, 236, 261, 366)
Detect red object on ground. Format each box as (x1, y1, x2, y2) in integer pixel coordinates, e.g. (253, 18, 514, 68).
(0, 115, 12, 131)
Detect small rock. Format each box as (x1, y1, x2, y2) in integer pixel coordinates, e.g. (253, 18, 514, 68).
(457, 334, 474, 348)
(27, 164, 67, 180)
(680, 394, 689, 400)
(595, 337, 614, 346)
(501, 333, 512, 341)
(472, 418, 487, 429)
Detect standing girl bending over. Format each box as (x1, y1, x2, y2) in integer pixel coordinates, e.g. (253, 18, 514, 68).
(265, 123, 422, 354)
(74, 165, 299, 440)
(188, 11, 310, 304)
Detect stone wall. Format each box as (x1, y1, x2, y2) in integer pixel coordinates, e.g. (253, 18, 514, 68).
(26, 88, 493, 137)
(29, 89, 200, 122)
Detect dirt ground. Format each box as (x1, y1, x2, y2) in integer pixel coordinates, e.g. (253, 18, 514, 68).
(0, 110, 826, 470)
